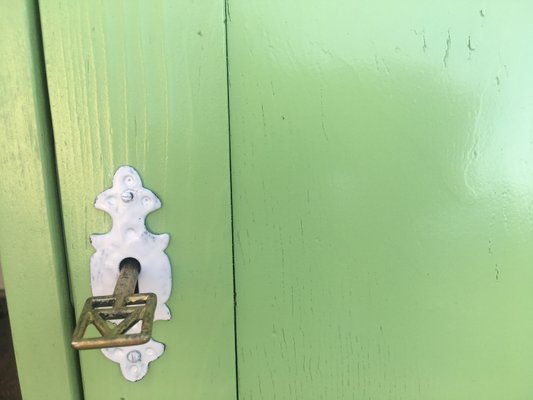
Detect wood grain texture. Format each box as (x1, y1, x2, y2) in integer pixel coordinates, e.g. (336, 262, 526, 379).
(228, 1, 533, 399)
(0, 1, 82, 399)
(39, 0, 236, 398)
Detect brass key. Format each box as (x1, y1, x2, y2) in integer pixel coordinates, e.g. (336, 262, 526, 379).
(71, 258, 156, 350)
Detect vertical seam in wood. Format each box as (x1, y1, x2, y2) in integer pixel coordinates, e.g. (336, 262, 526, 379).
(32, 0, 84, 397)
(224, 0, 239, 398)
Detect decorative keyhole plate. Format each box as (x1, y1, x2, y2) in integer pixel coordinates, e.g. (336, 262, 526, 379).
(90, 166, 172, 381)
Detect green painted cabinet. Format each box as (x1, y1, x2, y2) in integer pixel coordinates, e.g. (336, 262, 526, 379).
(228, 2, 533, 399)
(2, 0, 533, 399)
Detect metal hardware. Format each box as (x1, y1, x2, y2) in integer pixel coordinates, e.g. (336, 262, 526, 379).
(71, 258, 156, 350)
(74, 166, 172, 381)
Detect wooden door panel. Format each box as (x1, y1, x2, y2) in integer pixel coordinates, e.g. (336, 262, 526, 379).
(39, 1, 236, 398)
(228, 1, 533, 398)
(0, 1, 81, 398)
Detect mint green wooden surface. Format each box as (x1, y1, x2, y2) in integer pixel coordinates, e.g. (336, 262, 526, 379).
(228, 1, 533, 398)
(0, 1, 81, 399)
(39, 1, 236, 398)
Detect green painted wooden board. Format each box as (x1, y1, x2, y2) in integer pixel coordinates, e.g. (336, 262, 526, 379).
(39, 0, 236, 398)
(227, 1, 533, 398)
(0, 0, 81, 399)
(4, 0, 533, 398)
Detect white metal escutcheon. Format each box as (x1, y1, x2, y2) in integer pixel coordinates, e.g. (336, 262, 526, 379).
(90, 166, 171, 381)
